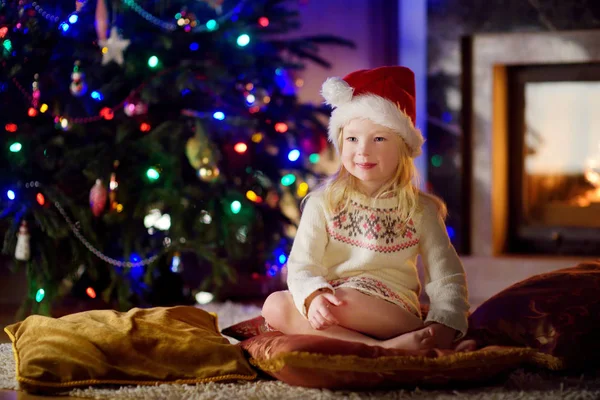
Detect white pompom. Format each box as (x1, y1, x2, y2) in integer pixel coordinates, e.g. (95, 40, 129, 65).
(321, 77, 354, 107)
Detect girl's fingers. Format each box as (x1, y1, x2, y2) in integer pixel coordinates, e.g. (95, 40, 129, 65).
(320, 307, 339, 325)
(323, 293, 343, 306)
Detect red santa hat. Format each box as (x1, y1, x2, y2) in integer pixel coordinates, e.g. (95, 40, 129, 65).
(320, 66, 424, 158)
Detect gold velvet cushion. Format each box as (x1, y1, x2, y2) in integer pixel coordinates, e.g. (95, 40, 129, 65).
(4, 306, 257, 394)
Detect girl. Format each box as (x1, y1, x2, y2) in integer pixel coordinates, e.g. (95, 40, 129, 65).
(262, 66, 475, 352)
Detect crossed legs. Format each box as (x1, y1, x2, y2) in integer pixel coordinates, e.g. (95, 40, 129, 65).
(262, 288, 473, 351)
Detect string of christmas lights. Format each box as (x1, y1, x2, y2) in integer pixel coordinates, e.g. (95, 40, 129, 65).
(121, 0, 246, 33)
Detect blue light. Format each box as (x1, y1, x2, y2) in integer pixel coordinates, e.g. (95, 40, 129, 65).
(129, 264, 144, 280)
(59, 23, 70, 32)
(446, 226, 456, 240)
(189, 42, 199, 51)
(68, 14, 78, 24)
(267, 267, 277, 277)
(90, 91, 103, 101)
(7, 190, 15, 200)
(275, 68, 283, 76)
(181, 88, 191, 96)
(171, 255, 181, 273)
(246, 94, 255, 104)
(213, 111, 225, 120)
(288, 149, 300, 162)
(278, 254, 287, 265)
(442, 111, 453, 123)
(130, 253, 141, 263)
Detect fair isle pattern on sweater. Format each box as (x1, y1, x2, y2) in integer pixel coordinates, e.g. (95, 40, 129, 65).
(327, 199, 418, 253)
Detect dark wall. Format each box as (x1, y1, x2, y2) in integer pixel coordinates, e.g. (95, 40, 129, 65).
(426, 0, 600, 252)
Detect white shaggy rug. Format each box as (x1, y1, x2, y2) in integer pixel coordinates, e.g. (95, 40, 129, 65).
(2, 302, 600, 399)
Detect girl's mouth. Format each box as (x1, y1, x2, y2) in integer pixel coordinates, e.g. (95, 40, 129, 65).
(356, 163, 376, 169)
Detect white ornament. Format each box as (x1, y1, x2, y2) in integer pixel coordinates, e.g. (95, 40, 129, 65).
(15, 221, 30, 261)
(99, 27, 130, 66)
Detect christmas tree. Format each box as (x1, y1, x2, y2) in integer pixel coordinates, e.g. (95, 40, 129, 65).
(0, 0, 353, 317)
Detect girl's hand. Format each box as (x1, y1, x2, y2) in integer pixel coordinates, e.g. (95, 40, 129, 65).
(307, 292, 343, 330)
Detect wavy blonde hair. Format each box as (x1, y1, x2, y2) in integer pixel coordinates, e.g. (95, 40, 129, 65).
(307, 121, 447, 223)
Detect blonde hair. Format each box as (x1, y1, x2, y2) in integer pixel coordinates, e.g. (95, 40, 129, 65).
(307, 122, 447, 223)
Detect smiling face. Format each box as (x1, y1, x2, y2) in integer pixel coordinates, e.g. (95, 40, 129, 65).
(340, 118, 402, 196)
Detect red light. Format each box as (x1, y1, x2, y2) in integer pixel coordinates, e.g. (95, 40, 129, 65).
(140, 122, 151, 132)
(36, 193, 45, 206)
(28, 108, 38, 117)
(0, 27, 8, 38)
(86, 287, 97, 299)
(258, 17, 269, 27)
(274, 122, 288, 133)
(100, 107, 114, 120)
(5, 123, 17, 132)
(234, 142, 248, 154)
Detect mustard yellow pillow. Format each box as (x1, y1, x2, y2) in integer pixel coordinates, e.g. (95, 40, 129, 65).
(4, 306, 257, 394)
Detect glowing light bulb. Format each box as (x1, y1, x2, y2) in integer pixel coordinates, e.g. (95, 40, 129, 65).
(146, 168, 160, 180)
(148, 56, 159, 68)
(234, 142, 248, 153)
(35, 289, 45, 303)
(281, 174, 296, 186)
(288, 149, 300, 161)
(230, 200, 242, 214)
(237, 34, 250, 47)
(9, 142, 22, 152)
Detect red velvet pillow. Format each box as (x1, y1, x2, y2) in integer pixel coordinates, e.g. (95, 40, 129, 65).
(222, 304, 431, 341)
(221, 316, 273, 340)
(241, 332, 555, 390)
(465, 261, 600, 369)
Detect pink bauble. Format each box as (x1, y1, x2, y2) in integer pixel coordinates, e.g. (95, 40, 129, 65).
(89, 179, 107, 217)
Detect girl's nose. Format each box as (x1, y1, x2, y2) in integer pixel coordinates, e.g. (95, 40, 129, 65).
(357, 141, 370, 155)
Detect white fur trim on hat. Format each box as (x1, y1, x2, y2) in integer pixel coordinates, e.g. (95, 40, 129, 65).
(327, 94, 424, 158)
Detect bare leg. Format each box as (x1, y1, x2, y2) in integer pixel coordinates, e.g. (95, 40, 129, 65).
(262, 290, 435, 351)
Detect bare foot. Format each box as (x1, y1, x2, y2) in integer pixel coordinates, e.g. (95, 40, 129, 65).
(454, 339, 477, 352)
(381, 326, 436, 351)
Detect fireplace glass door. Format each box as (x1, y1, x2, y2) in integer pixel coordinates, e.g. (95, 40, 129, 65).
(508, 64, 600, 255)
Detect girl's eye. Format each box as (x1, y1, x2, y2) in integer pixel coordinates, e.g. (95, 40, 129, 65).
(374, 137, 386, 142)
(345, 137, 357, 142)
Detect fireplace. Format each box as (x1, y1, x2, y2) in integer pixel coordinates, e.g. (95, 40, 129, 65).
(462, 30, 600, 257)
(507, 63, 600, 255)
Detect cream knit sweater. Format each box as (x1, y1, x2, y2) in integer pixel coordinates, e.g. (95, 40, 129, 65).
(286, 191, 470, 338)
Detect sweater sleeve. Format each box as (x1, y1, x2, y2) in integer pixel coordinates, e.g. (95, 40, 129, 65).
(418, 198, 470, 339)
(286, 195, 334, 317)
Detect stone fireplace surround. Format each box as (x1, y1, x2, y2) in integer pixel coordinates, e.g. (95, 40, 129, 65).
(457, 30, 600, 305)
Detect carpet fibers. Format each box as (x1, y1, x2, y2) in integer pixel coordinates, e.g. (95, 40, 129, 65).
(1, 302, 599, 399)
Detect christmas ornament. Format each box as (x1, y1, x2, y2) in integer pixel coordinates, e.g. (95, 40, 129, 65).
(89, 179, 107, 217)
(99, 27, 130, 66)
(31, 73, 40, 109)
(69, 61, 87, 97)
(185, 121, 218, 170)
(15, 220, 30, 261)
(95, 0, 108, 41)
